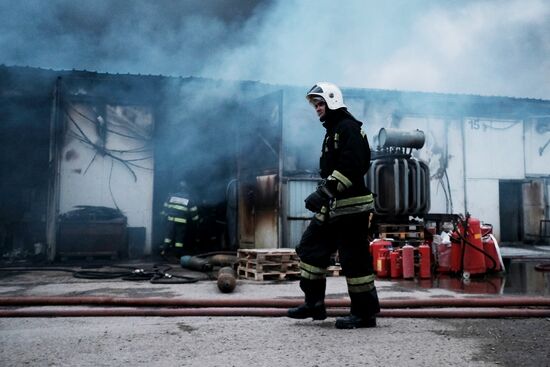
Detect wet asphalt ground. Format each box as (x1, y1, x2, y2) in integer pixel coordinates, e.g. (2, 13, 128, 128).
(0, 257, 549, 367)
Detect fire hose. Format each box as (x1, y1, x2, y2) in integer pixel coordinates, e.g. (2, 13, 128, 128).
(1, 308, 549, 318)
(0, 265, 203, 284)
(1, 296, 549, 318)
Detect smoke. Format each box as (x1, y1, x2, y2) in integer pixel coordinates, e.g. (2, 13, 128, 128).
(0, 0, 549, 98)
(0, 0, 273, 76)
(368, 0, 550, 99)
(204, 0, 550, 99)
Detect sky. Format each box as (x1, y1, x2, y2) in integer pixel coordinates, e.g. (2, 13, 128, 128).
(1, 0, 549, 99)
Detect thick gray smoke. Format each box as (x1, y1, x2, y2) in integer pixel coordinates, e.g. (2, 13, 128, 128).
(203, 0, 550, 99)
(0, 0, 549, 99)
(0, 0, 273, 76)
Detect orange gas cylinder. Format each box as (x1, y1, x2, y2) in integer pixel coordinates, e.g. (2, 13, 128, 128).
(419, 242, 431, 279)
(462, 217, 486, 276)
(390, 249, 403, 278)
(482, 234, 502, 272)
(450, 231, 463, 273)
(376, 247, 391, 278)
(370, 239, 392, 273)
(402, 243, 415, 279)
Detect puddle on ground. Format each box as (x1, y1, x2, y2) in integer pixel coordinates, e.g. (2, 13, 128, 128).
(386, 259, 550, 296)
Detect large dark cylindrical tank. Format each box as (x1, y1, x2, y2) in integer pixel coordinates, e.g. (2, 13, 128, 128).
(367, 128, 430, 217)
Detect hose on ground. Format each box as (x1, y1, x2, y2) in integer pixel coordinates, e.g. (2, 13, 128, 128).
(1, 296, 550, 308)
(0, 307, 549, 318)
(0, 265, 201, 284)
(2, 296, 550, 318)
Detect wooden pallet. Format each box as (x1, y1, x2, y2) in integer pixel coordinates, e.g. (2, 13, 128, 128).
(237, 249, 342, 280)
(378, 223, 424, 242)
(237, 249, 299, 262)
(237, 267, 300, 281)
(237, 249, 300, 281)
(238, 259, 299, 273)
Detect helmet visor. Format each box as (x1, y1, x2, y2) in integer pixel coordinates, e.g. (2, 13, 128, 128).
(307, 85, 324, 94)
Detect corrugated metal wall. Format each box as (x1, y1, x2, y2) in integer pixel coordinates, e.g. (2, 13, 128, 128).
(282, 178, 317, 248)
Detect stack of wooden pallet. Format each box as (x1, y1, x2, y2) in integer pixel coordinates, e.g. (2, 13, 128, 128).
(237, 249, 300, 281)
(377, 223, 425, 244)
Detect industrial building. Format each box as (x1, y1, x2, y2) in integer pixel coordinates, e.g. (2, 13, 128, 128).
(1, 65, 549, 261)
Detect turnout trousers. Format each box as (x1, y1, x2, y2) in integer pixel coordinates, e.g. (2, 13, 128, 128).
(296, 212, 380, 318)
(162, 220, 187, 256)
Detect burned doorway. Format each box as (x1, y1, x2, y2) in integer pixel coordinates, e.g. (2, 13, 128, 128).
(152, 88, 283, 254)
(237, 90, 283, 249)
(0, 96, 51, 260)
(153, 91, 241, 255)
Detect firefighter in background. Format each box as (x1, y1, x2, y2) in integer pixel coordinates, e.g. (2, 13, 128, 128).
(287, 82, 380, 329)
(160, 180, 200, 259)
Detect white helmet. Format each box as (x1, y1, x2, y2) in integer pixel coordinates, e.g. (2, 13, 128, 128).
(306, 82, 347, 110)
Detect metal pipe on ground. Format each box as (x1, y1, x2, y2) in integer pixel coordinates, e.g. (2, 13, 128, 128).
(1, 307, 550, 318)
(1, 296, 550, 308)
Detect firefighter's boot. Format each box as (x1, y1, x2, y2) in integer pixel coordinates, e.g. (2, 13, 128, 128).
(287, 301, 327, 320)
(335, 314, 376, 329)
(287, 278, 327, 320)
(336, 275, 380, 329)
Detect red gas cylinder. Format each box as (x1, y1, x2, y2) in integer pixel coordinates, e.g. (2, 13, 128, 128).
(437, 242, 451, 273)
(376, 247, 391, 278)
(482, 234, 502, 272)
(418, 242, 431, 279)
(402, 243, 415, 279)
(481, 223, 493, 237)
(462, 217, 486, 276)
(450, 231, 462, 273)
(390, 249, 403, 278)
(370, 239, 392, 273)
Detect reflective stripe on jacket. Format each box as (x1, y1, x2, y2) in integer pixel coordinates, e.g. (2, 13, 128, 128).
(162, 191, 199, 222)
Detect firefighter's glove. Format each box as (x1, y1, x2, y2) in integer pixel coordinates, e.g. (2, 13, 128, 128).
(305, 184, 334, 213)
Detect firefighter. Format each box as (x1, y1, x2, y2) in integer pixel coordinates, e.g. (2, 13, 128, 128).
(160, 180, 200, 259)
(287, 82, 380, 329)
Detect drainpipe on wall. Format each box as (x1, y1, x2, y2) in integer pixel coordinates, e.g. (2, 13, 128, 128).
(461, 116, 468, 214)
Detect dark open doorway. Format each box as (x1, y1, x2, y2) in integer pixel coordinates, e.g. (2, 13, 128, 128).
(152, 87, 283, 256)
(500, 179, 548, 244)
(499, 180, 524, 243)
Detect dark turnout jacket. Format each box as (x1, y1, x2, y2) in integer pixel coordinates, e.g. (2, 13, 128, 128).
(319, 108, 374, 218)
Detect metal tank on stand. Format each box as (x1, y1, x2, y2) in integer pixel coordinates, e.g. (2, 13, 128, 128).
(367, 128, 431, 280)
